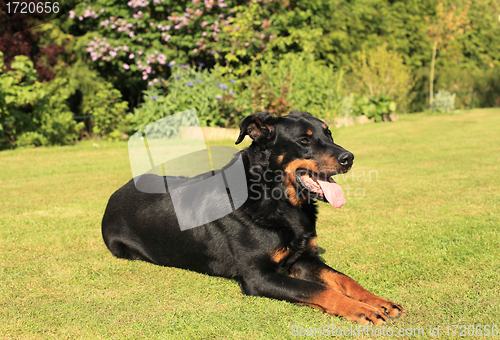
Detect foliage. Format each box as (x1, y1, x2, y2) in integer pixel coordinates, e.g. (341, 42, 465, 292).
(337, 94, 356, 118)
(0, 1, 70, 82)
(2, 0, 500, 146)
(235, 53, 345, 119)
(63, 0, 334, 113)
(348, 45, 414, 112)
(63, 0, 500, 77)
(88, 83, 129, 140)
(0, 53, 83, 149)
(471, 68, 500, 109)
(293, 0, 500, 72)
(59, 0, 500, 119)
(279, 53, 344, 119)
(218, 0, 277, 68)
(131, 65, 240, 129)
(432, 90, 456, 113)
(410, 65, 500, 112)
(426, 1, 470, 107)
(458, 0, 500, 70)
(0, 51, 129, 148)
(131, 52, 346, 130)
(426, 2, 470, 51)
(66, 0, 282, 100)
(45, 61, 130, 140)
(238, 56, 295, 117)
(290, 0, 434, 69)
(351, 94, 397, 122)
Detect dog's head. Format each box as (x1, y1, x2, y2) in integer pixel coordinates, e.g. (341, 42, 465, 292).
(236, 111, 354, 207)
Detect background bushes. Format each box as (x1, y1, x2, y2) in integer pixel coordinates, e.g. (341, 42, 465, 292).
(0, 53, 83, 149)
(347, 45, 415, 113)
(131, 64, 238, 129)
(1, 0, 499, 148)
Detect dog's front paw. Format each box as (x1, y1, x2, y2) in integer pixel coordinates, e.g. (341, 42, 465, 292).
(363, 297, 404, 318)
(345, 302, 389, 325)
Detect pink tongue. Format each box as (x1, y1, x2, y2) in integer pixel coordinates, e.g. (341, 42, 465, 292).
(317, 180, 346, 208)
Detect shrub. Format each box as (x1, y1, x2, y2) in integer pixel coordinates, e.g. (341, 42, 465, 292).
(234, 53, 345, 119)
(240, 61, 294, 117)
(131, 53, 346, 129)
(351, 94, 397, 122)
(433, 90, 456, 113)
(68, 0, 280, 100)
(16, 132, 49, 148)
(0, 53, 83, 149)
(473, 67, 500, 108)
(338, 94, 356, 118)
(52, 61, 129, 140)
(280, 53, 344, 119)
(88, 83, 129, 140)
(131, 65, 240, 129)
(348, 45, 414, 112)
(411, 66, 500, 112)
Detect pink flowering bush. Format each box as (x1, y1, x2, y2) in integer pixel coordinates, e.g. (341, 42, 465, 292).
(68, 0, 281, 98)
(67, 0, 344, 129)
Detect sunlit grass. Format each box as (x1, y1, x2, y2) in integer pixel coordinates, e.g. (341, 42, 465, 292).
(1, 108, 499, 339)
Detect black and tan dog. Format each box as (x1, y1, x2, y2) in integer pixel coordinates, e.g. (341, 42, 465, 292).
(102, 111, 403, 324)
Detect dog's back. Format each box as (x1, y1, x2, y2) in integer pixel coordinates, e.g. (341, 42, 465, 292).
(102, 173, 244, 277)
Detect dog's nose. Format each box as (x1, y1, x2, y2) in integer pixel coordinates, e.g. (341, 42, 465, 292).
(338, 152, 354, 167)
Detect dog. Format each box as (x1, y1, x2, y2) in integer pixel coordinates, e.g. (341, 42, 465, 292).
(101, 111, 403, 324)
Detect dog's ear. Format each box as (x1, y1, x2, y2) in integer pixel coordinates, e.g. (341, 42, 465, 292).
(235, 112, 276, 145)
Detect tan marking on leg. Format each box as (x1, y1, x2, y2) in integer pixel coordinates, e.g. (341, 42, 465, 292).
(303, 286, 388, 325)
(271, 247, 290, 263)
(319, 268, 404, 318)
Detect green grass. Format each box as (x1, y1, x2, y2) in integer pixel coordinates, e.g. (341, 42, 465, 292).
(1, 108, 499, 339)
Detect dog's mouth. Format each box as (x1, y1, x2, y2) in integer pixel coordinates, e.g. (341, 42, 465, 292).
(296, 170, 346, 208)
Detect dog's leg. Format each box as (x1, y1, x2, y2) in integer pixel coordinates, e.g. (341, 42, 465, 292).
(289, 259, 404, 319)
(239, 272, 388, 325)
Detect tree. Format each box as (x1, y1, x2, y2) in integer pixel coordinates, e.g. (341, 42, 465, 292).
(349, 44, 414, 112)
(426, 2, 470, 108)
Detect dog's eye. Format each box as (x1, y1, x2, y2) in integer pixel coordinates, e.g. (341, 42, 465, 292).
(326, 130, 333, 140)
(300, 138, 310, 145)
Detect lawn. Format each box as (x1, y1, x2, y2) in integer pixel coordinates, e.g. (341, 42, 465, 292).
(1, 108, 499, 339)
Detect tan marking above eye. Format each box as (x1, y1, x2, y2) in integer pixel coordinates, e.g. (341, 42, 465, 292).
(306, 130, 313, 135)
(277, 153, 286, 164)
(322, 124, 327, 129)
